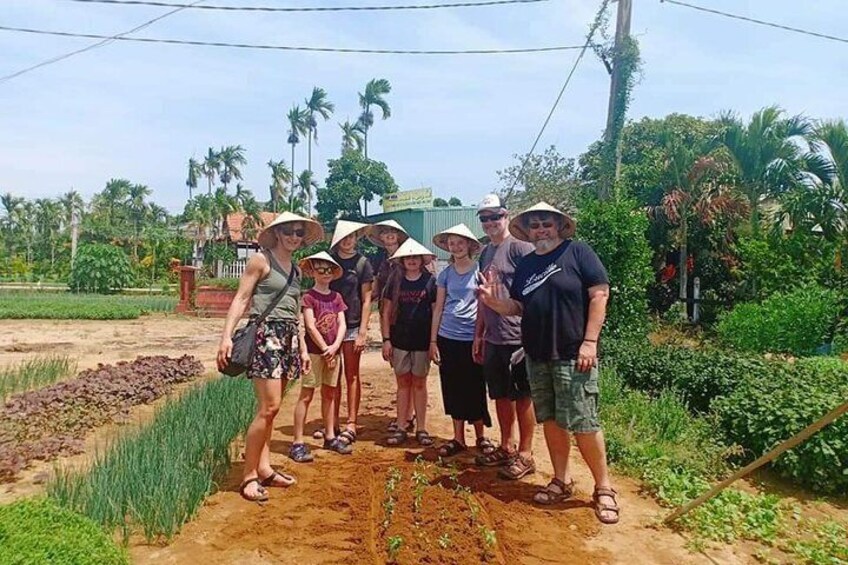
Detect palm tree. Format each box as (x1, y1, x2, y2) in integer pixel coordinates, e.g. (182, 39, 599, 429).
(233, 183, 252, 209)
(212, 186, 239, 239)
(296, 170, 319, 214)
(186, 157, 202, 200)
(58, 190, 84, 232)
(127, 183, 151, 261)
(719, 106, 814, 231)
(305, 87, 335, 175)
(33, 198, 62, 268)
(19, 200, 37, 264)
(240, 195, 265, 242)
(201, 147, 221, 195)
(184, 194, 215, 266)
(340, 120, 365, 153)
(98, 178, 132, 227)
(1, 192, 23, 256)
(287, 105, 309, 199)
(219, 145, 247, 191)
(267, 159, 292, 212)
(357, 78, 392, 161)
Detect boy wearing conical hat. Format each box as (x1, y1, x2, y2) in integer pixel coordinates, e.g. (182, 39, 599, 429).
(291, 252, 353, 463)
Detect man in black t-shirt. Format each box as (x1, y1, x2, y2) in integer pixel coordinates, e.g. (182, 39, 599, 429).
(478, 202, 620, 525)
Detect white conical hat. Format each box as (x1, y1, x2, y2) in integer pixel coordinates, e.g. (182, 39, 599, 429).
(367, 219, 409, 248)
(432, 223, 482, 256)
(509, 201, 576, 242)
(298, 251, 343, 281)
(257, 212, 324, 249)
(389, 237, 437, 262)
(330, 219, 372, 250)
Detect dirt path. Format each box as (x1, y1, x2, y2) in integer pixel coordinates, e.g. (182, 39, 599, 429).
(130, 353, 740, 565)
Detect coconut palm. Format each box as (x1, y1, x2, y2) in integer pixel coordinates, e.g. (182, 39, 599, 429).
(240, 195, 265, 242)
(719, 106, 814, 231)
(1, 192, 23, 255)
(127, 183, 151, 260)
(287, 105, 309, 199)
(186, 157, 202, 200)
(97, 178, 132, 228)
(340, 120, 365, 153)
(267, 159, 292, 212)
(296, 170, 319, 214)
(58, 190, 84, 232)
(201, 147, 221, 195)
(212, 186, 239, 239)
(304, 87, 335, 177)
(233, 183, 253, 209)
(357, 78, 391, 161)
(219, 145, 247, 191)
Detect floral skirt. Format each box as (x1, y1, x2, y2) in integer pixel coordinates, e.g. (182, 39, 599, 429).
(247, 319, 301, 380)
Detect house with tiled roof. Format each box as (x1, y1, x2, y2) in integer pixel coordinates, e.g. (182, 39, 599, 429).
(216, 211, 278, 277)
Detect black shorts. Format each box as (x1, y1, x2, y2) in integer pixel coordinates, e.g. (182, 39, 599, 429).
(483, 342, 530, 401)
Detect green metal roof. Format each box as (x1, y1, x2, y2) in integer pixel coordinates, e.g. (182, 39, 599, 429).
(367, 207, 484, 260)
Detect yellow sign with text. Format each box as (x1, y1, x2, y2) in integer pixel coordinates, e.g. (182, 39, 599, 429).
(382, 187, 433, 212)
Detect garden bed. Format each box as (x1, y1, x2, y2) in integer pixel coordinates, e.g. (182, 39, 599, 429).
(0, 292, 177, 320)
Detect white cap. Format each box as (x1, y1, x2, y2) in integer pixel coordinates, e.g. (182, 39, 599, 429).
(477, 193, 504, 213)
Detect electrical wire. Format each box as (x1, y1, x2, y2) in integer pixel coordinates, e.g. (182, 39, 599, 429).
(0, 0, 205, 84)
(506, 0, 609, 196)
(0, 25, 591, 55)
(661, 0, 848, 45)
(63, 0, 550, 12)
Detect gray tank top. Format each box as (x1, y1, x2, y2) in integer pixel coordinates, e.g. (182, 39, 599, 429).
(250, 252, 301, 321)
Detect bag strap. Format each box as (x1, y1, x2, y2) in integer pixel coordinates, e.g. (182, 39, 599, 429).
(255, 250, 297, 324)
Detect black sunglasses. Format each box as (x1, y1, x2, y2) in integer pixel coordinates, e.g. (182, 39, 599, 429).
(280, 227, 305, 237)
(479, 213, 505, 224)
(312, 266, 334, 275)
(527, 220, 555, 230)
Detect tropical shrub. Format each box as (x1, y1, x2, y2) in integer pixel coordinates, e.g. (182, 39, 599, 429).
(716, 285, 840, 356)
(0, 498, 128, 565)
(712, 357, 848, 494)
(69, 243, 134, 293)
(577, 198, 653, 339)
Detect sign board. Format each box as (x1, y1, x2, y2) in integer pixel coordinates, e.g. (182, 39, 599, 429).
(382, 187, 433, 212)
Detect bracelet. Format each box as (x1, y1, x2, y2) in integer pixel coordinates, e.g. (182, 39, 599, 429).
(584, 338, 598, 343)
(382, 337, 391, 342)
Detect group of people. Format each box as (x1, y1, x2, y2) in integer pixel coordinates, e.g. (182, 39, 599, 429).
(215, 194, 620, 525)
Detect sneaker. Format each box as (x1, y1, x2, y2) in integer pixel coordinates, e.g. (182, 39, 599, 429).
(289, 442, 314, 463)
(323, 437, 353, 455)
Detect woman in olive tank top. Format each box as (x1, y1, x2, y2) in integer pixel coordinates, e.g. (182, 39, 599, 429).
(216, 212, 324, 503)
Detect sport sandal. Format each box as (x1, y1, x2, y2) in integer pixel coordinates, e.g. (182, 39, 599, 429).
(289, 442, 314, 463)
(593, 487, 621, 524)
(324, 437, 353, 455)
(533, 478, 575, 505)
(498, 454, 536, 480)
(386, 430, 408, 446)
(438, 439, 467, 457)
(415, 430, 434, 447)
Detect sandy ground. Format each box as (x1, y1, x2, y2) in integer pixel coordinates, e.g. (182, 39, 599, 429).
(0, 315, 837, 563)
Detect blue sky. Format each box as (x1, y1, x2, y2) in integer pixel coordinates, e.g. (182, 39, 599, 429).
(1, 0, 846, 214)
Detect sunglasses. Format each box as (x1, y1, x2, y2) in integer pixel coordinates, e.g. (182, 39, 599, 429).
(479, 213, 505, 224)
(527, 220, 555, 230)
(312, 266, 334, 275)
(280, 227, 305, 237)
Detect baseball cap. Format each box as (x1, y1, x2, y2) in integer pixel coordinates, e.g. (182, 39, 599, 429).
(477, 193, 504, 213)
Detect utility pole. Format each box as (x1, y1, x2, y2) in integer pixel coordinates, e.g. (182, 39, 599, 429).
(604, 0, 633, 185)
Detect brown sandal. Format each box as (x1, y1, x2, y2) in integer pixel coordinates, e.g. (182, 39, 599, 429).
(593, 487, 620, 524)
(498, 454, 536, 480)
(533, 478, 575, 505)
(438, 439, 467, 457)
(259, 471, 297, 488)
(474, 446, 516, 467)
(239, 478, 269, 503)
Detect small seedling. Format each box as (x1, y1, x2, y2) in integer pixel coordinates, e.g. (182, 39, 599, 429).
(387, 535, 404, 562)
(438, 533, 452, 549)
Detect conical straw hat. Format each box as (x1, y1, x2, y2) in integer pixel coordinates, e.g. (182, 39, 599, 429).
(389, 238, 437, 262)
(257, 212, 324, 249)
(509, 201, 576, 242)
(367, 219, 409, 248)
(330, 219, 372, 250)
(432, 223, 481, 256)
(298, 251, 343, 281)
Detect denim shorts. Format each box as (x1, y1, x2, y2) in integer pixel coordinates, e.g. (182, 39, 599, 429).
(526, 358, 601, 433)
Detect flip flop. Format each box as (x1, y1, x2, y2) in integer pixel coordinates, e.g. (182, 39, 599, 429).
(239, 478, 269, 503)
(259, 471, 297, 488)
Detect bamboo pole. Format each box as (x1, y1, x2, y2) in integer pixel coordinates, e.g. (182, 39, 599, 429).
(664, 400, 848, 525)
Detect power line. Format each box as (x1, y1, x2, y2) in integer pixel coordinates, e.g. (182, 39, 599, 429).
(0, 0, 204, 84)
(64, 0, 549, 12)
(506, 0, 609, 197)
(661, 0, 848, 45)
(0, 25, 591, 55)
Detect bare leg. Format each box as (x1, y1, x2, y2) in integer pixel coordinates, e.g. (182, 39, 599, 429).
(341, 341, 361, 433)
(575, 431, 616, 521)
(543, 421, 573, 484)
(453, 419, 466, 445)
(472, 420, 484, 441)
(395, 374, 413, 427)
(321, 384, 337, 440)
(494, 398, 517, 453)
(333, 357, 344, 432)
(244, 378, 284, 498)
(412, 375, 428, 431)
(516, 396, 537, 459)
(292, 386, 315, 445)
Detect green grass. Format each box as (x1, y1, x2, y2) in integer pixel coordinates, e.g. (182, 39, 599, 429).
(0, 292, 178, 319)
(0, 498, 128, 565)
(48, 376, 256, 543)
(0, 355, 77, 400)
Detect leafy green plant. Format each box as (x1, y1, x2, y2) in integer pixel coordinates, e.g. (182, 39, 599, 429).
(386, 535, 404, 563)
(69, 243, 134, 294)
(48, 376, 256, 542)
(716, 285, 840, 356)
(196, 277, 240, 291)
(0, 355, 76, 401)
(437, 533, 451, 549)
(0, 498, 128, 565)
(712, 356, 848, 494)
(0, 291, 177, 320)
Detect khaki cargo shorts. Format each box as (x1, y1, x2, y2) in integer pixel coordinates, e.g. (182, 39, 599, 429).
(391, 348, 430, 378)
(526, 358, 601, 433)
(301, 353, 339, 388)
